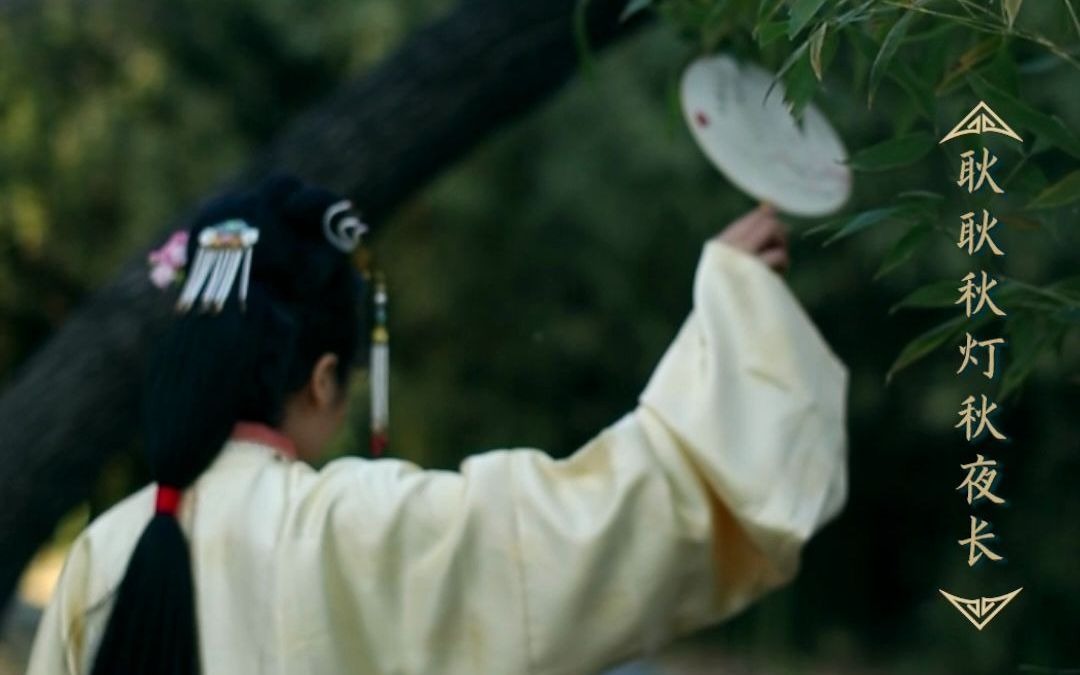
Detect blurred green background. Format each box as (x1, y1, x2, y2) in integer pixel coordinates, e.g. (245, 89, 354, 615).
(1, 0, 1078, 673)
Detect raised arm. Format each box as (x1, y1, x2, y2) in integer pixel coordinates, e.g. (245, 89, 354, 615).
(300, 213, 848, 674)
(491, 236, 847, 671)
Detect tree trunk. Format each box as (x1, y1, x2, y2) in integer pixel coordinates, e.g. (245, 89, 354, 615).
(0, 0, 645, 611)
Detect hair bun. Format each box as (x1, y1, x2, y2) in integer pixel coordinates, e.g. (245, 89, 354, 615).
(183, 174, 358, 306)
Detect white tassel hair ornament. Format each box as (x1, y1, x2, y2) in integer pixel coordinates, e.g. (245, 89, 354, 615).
(369, 273, 390, 456)
(174, 219, 261, 314)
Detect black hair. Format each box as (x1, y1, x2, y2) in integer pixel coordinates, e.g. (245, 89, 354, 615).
(89, 174, 365, 675)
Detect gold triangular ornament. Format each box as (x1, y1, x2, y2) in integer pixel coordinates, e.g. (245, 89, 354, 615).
(939, 101, 1024, 144)
(939, 587, 1023, 630)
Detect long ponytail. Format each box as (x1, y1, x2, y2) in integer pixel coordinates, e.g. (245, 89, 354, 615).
(89, 176, 364, 675)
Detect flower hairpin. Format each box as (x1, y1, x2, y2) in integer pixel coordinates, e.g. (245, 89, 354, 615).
(147, 230, 190, 290)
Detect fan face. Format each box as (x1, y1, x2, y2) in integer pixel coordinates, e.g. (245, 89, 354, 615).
(681, 54, 852, 217)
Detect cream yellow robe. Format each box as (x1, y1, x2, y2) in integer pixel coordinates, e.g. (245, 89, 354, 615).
(27, 239, 849, 675)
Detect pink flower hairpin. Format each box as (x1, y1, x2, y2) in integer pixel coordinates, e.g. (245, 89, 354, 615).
(148, 230, 190, 289)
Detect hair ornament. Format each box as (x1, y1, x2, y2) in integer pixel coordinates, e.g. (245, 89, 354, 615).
(175, 219, 260, 314)
(147, 230, 190, 290)
(369, 272, 389, 456)
(323, 200, 368, 253)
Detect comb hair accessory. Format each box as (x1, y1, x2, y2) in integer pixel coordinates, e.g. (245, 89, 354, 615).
(323, 200, 368, 253)
(175, 219, 260, 314)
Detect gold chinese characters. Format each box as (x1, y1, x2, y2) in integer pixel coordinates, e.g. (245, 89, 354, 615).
(936, 100, 1022, 631)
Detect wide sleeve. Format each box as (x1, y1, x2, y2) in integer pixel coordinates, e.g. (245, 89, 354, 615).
(25, 536, 91, 675)
(24, 579, 72, 675)
(500, 239, 849, 671)
(297, 238, 848, 675)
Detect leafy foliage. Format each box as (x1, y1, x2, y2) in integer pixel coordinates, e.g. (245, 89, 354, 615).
(582, 0, 1080, 396)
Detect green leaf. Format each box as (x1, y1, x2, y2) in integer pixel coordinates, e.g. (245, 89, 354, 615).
(783, 46, 819, 120)
(875, 223, 933, 280)
(847, 132, 936, 172)
(890, 279, 959, 313)
(758, 0, 784, 22)
(1003, 0, 1024, 28)
(774, 36, 810, 82)
(755, 21, 788, 47)
(886, 315, 967, 383)
(766, 38, 811, 104)
(968, 74, 1080, 158)
(823, 205, 921, 245)
(788, 0, 827, 38)
(1025, 170, 1080, 210)
(809, 23, 828, 81)
(619, 0, 653, 22)
(869, 8, 917, 107)
(803, 219, 841, 237)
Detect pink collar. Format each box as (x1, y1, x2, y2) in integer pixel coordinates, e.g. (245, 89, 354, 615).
(230, 421, 298, 460)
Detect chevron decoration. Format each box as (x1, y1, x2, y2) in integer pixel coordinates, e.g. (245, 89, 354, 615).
(939, 101, 1024, 144)
(938, 587, 1023, 630)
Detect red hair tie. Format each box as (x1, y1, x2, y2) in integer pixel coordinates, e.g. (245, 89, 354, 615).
(155, 485, 183, 516)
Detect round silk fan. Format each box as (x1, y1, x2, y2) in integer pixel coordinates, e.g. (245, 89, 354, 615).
(680, 54, 852, 217)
